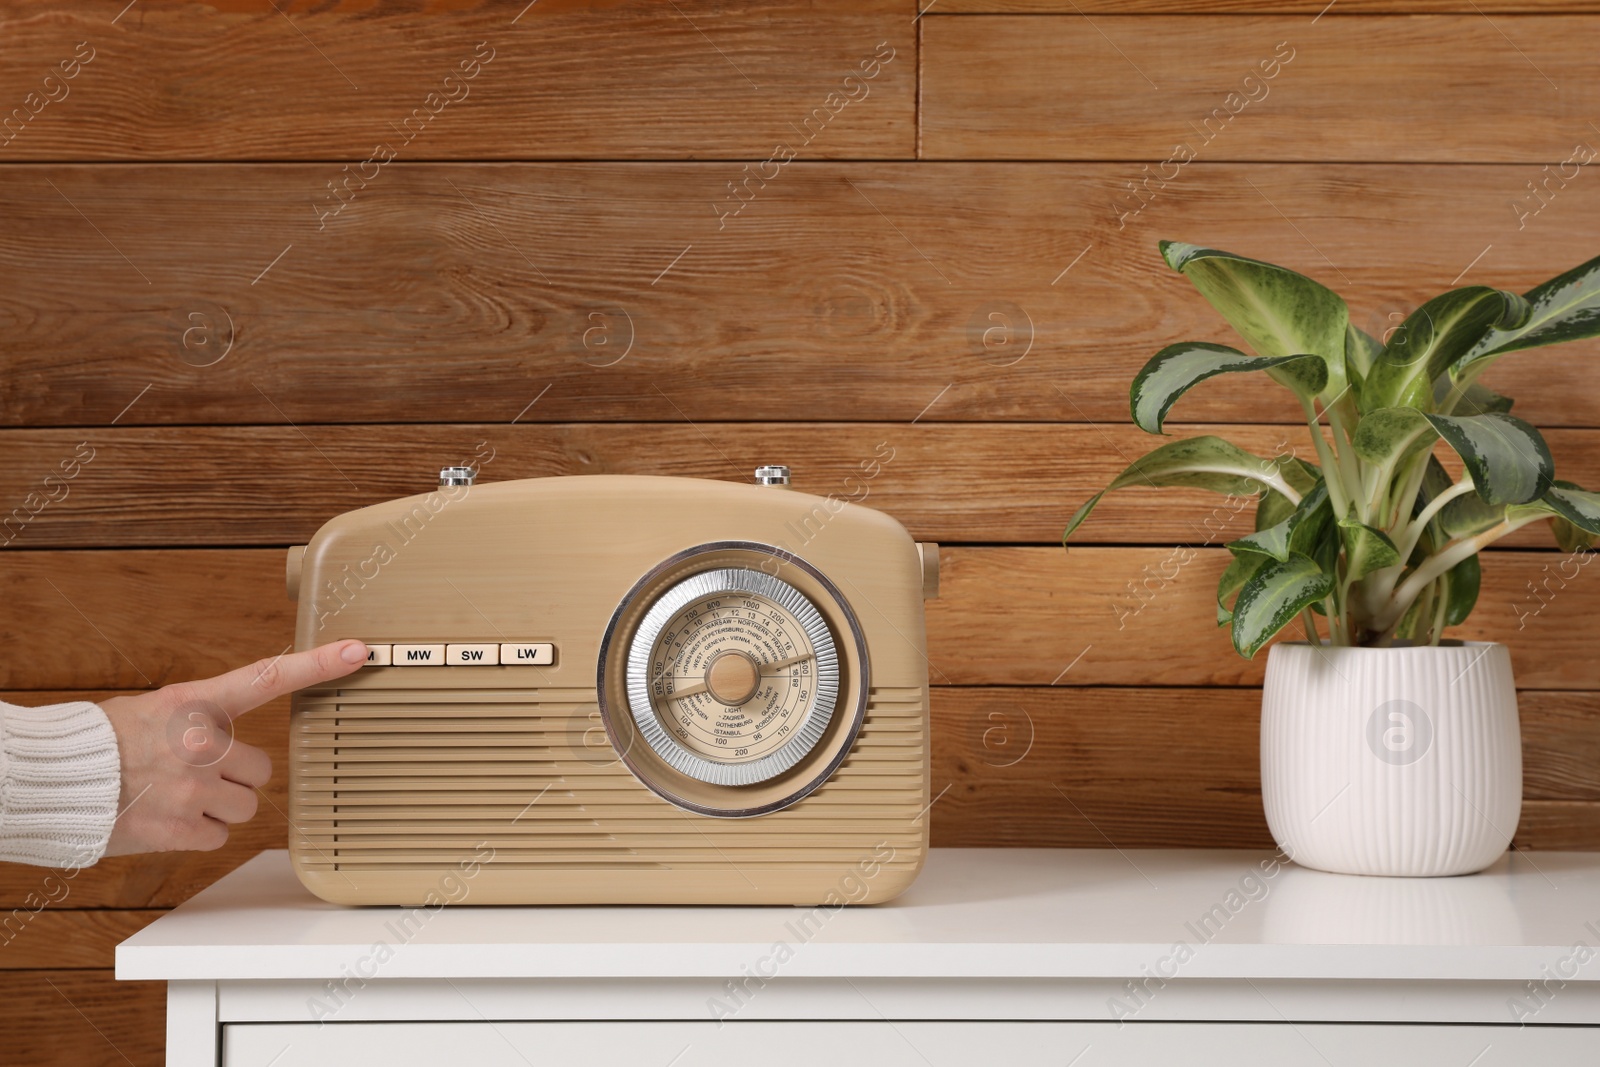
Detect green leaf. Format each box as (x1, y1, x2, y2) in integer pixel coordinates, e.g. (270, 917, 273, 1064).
(1360, 287, 1530, 413)
(1506, 481, 1600, 549)
(1159, 241, 1349, 404)
(1338, 514, 1401, 581)
(1391, 586, 1432, 643)
(1439, 379, 1514, 416)
(1463, 250, 1600, 363)
(1229, 483, 1331, 562)
(1539, 482, 1600, 534)
(1420, 455, 1503, 540)
(1064, 436, 1301, 543)
(1216, 553, 1265, 626)
(1255, 489, 1298, 533)
(1130, 341, 1328, 434)
(1230, 553, 1335, 658)
(1345, 323, 1382, 383)
(1552, 517, 1597, 554)
(1444, 552, 1481, 627)
(1425, 412, 1554, 506)
(1351, 407, 1438, 468)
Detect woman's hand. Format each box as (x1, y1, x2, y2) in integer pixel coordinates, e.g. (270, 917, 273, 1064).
(100, 640, 368, 856)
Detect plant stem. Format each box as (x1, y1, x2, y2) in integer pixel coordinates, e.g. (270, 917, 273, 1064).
(1393, 475, 1476, 565)
(1301, 399, 1351, 518)
(1381, 515, 1544, 630)
(1428, 575, 1450, 645)
(1325, 406, 1366, 520)
(1300, 607, 1321, 645)
(1388, 452, 1432, 531)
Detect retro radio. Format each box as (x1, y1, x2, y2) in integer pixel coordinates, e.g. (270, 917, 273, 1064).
(285, 466, 936, 905)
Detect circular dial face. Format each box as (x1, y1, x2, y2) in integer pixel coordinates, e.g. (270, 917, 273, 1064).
(625, 568, 840, 787)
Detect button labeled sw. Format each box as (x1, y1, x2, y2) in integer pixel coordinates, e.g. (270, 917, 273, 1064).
(447, 643, 500, 666)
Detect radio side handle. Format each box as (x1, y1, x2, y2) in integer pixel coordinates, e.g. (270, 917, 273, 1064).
(916, 542, 939, 600)
(286, 545, 306, 602)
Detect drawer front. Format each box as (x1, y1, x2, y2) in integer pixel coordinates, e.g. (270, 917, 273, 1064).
(225, 1020, 1599, 1066)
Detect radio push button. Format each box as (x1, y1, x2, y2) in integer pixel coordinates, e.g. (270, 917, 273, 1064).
(363, 644, 393, 666)
(501, 642, 554, 665)
(447, 643, 500, 665)
(392, 644, 446, 666)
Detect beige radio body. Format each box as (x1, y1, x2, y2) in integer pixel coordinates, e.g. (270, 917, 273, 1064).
(286, 473, 934, 906)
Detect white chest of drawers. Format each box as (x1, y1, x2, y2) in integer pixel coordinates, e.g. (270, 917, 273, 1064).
(117, 848, 1600, 1066)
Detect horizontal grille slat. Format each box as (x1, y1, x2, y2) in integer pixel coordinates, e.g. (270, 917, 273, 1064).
(291, 686, 925, 873)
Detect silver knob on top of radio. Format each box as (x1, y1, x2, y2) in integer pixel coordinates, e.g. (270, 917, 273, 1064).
(439, 466, 477, 487)
(754, 465, 790, 486)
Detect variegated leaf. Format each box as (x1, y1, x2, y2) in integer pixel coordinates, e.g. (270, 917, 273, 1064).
(1229, 483, 1330, 562)
(1338, 514, 1401, 581)
(1425, 412, 1554, 506)
(1437, 379, 1514, 416)
(1462, 250, 1600, 362)
(1230, 553, 1334, 658)
(1159, 241, 1349, 404)
(1130, 341, 1327, 434)
(1345, 323, 1382, 383)
(1064, 436, 1301, 543)
(1351, 407, 1437, 469)
(1421, 455, 1502, 539)
(1359, 287, 1529, 413)
(1216, 552, 1265, 626)
(1506, 481, 1600, 549)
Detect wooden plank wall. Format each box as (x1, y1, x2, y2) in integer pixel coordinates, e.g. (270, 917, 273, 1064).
(2, 1, 1598, 1061)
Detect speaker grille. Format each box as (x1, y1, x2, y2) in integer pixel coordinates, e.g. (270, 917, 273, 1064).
(290, 686, 926, 873)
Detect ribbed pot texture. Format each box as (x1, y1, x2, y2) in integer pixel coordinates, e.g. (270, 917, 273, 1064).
(1260, 642, 1521, 877)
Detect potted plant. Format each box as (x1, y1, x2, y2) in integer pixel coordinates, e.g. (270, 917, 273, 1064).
(1066, 242, 1600, 876)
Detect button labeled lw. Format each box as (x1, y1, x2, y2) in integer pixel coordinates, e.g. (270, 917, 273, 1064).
(393, 644, 446, 666)
(501, 642, 554, 665)
(447, 643, 500, 666)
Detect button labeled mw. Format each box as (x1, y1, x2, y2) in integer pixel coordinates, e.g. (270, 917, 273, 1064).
(501, 642, 554, 665)
(447, 643, 500, 666)
(393, 644, 446, 666)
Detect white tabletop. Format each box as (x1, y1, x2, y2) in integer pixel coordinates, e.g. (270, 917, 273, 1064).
(116, 848, 1600, 983)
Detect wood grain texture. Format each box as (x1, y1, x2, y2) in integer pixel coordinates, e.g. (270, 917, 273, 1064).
(0, 1, 913, 161)
(0, 909, 158, 969)
(933, 1, 1600, 10)
(921, 16, 1600, 162)
(1515, 802, 1600, 850)
(926, 547, 1600, 689)
(5, 424, 1596, 549)
(930, 687, 1600, 848)
(1, 546, 1596, 692)
(0, 970, 164, 1066)
(3, 164, 1599, 429)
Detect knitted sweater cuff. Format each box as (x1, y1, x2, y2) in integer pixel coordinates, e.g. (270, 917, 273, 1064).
(0, 700, 121, 868)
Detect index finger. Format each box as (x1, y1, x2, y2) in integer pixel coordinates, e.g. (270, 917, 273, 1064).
(189, 640, 368, 719)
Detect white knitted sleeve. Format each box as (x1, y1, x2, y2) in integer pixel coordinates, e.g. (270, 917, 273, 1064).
(0, 700, 121, 868)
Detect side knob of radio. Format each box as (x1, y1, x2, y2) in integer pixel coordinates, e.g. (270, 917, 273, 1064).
(286, 545, 305, 602)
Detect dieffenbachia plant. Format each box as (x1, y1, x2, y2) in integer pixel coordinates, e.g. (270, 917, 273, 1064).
(1065, 241, 1600, 656)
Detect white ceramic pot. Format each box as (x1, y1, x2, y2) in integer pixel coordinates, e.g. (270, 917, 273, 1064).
(1260, 641, 1522, 877)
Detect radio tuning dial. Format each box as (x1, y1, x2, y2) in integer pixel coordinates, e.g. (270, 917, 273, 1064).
(622, 566, 840, 788)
